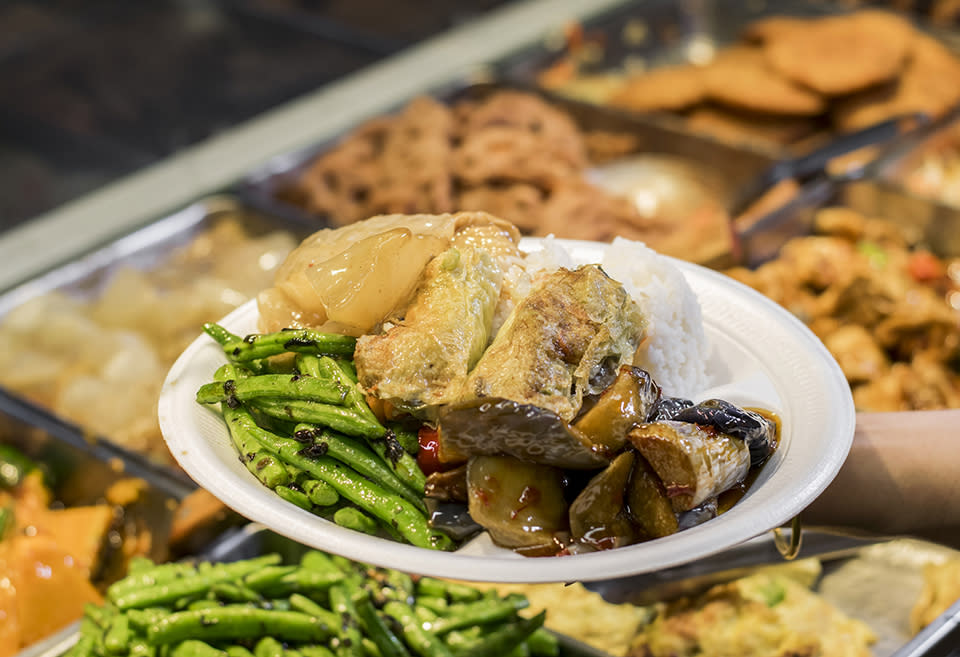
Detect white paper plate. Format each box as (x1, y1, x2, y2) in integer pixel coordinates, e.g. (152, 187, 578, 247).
(159, 238, 855, 583)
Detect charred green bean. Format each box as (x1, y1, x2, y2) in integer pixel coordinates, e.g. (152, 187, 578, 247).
(217, 328, 356, 362)
(147, 606, 336, 644)
(197, 375, 349, 407)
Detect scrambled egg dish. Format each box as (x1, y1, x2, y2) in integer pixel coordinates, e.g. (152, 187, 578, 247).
(628, 569, 876, 657)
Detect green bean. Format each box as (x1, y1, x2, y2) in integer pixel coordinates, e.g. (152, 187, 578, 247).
(219, 329, 356, 362)
(128, 556, 156, 573)
(361, 638, 383, 657)
(127, 608, 169, 632)
(203, 323, 243, 347)
(311, 360, 425, 494)
(329, 584, 367, 655)
(112, 554, 282, 609)
(63, 634, 96, 657)
(226, 647, 256, 657)
(383, 601, 454, 657)
(276, 568, 344, 596)
(506, 643, 531, 657)
(82, 601, 115, 628)
(196, 375, 350, 407)
(292, 426, 424, 511)
(275, 484, 314, 511)
(526, 628, 560, 657)
(334, 507, 379, 535)
(233, 416, 448, 550)
(429, 597, 527, 635)
(254, 637, 285, 657)
(187, 599, 224, 611)
(334, 358, 358, 384)
(253, 399, 384, 440)
(216, 368, 291, 490)
(413, 605, 439, 626)
(211, 581, 262, 603)
(414, 579, 481, 604)
(354, 595, 412, 657)
(130, 639, 158, 657)
(389, 424, 419, 455)
(413, 597, 447, 616)
(288, 593, 329, 618)
(147, 606, 337, 644)
(300, 647, 336, 657)
(455, 612, 545, 657)
(299, 550, 341, 575)
(107, 562, 198, 601)
(313, 358, 379, 426)
(243, 565, 298, 591)
(441, 627, 481, 651)
(302, 477, 340, 506)
(170, 640, 227, 657)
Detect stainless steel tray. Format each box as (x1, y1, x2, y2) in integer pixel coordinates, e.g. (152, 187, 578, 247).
(0, 195, 311, 479)
(232, 80, 778, 234)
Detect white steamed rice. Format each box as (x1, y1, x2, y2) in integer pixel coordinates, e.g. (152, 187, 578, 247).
(601, 237, 710, 398)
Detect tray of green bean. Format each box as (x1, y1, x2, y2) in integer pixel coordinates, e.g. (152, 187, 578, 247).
(60, 540, 609, 657)
(190, 323, 452, 551)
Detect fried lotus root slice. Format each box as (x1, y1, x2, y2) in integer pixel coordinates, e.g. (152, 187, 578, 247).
(572, 366, 661, 457)
(466, 455, 569, 553)
(672, 399, 777, 465)
(627, 421, 750, 512)
(569, 451, 637, 551)
(438, 398, 608, 469)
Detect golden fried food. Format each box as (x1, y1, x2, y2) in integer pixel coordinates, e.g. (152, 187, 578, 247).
(701, 46, 825, 116)
(726, 206, 960, 412)
(608, 64, 706, 112)
(740, 15, 809, 43)
(764, 11, 914, 96)
(911, 558, 960, 633)
(685, 106, 819, 150)
(283, 90, 733, 260)
(628, 569, 876, 657)
(547, 9, 960, 153)
(833, 33, 960, 130)
(294, 96, 456, 225)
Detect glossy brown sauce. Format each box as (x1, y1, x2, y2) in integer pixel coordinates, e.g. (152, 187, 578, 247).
(717, 407, 781, 514)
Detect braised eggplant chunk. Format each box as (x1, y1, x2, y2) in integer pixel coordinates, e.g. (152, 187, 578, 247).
(569, 451, 638, 551)
(649, 396, 695, 421)
(356, 245, 503, 416)
(627, 420, 751, 512)
(438, 397, 609, 469)
(672, 399, 777, 465)
(626, 454, 680, 540)
(462, 265, 648, 422)
(573, 365, 661, 457)
(466, 455, 569, 554)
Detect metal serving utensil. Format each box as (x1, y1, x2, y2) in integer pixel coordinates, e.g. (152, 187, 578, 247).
(584, 526, 887, 606)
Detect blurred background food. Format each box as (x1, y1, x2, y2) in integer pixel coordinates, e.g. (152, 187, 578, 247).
(540, 9, 960, 154)
(0, 212, 298, 464)
(4, 1, 960, 656)
(726, 206, 960, 412)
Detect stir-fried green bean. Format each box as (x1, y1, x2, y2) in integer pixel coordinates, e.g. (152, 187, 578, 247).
(213, 327, 357, 363)
(198, 326, 442, 551)
(74, 552, 558, 657)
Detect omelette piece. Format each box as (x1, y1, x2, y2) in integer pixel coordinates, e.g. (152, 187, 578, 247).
(355, 245, 503, 416)
(630, 570, 876, 657)
(461, 265, 647, 422)
(911, 558, 960, 633)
